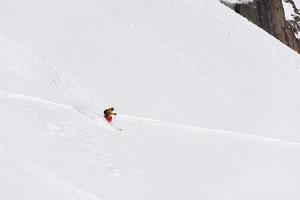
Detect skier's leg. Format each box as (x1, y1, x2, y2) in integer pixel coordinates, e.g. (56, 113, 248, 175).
(107, 116, 113, 124)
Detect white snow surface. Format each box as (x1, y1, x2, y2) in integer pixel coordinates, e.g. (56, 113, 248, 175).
(294, 0, 300, 7)
(0, 0, 300, 199)
(220, 0, 253, 4)
(283, 0, 296, 21)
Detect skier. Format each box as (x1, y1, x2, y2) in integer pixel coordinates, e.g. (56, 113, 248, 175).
(103, 107, 117, 124)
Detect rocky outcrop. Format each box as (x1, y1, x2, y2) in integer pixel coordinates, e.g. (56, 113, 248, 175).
(223, 0, 300, 53)
(282, 0, 300, 40)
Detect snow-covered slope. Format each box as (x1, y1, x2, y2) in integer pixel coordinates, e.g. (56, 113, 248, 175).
(1, 0, 300, 199)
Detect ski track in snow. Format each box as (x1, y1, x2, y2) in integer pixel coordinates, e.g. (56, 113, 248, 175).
(1, 90, 300, 149)
(0, 91, 116, 132)
(1, 33, 300, 152)
(118, 114, 300, 149)
(0, 145, 102, 200)
(0, 91, 72, 109)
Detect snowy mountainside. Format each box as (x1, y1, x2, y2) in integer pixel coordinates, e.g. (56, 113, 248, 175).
(1, 0, 300, 138)
(0, 0, 300, 199)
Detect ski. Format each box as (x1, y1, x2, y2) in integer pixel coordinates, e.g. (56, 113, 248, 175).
(110, 124, 122, 131)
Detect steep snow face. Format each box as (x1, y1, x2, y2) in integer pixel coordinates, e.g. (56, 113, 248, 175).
(2, 88, 300, 200)
(1, 0, 299, 139)
(1, 0, 300, 199)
